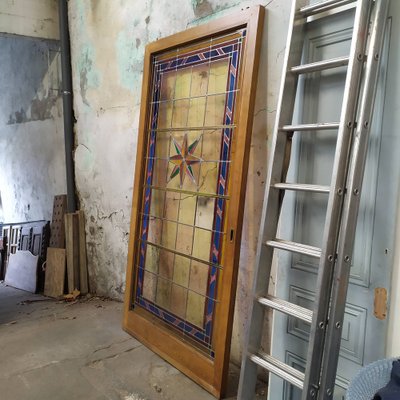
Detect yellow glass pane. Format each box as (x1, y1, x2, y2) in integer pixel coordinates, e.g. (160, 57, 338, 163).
(158, 101, 173, 128)
(147, 217, 162, 245)
(189, 261, 209, 296)
(173, 255, 190, 287)
(161, 221, 177, 250)
(145, 245, 159, 273)
(160, 70, 176, 100)
(178, 194, 196, 225)
(158, 249, 174, 279)
(186, 291, 205, 327)
(152, 159, 168, 188)
(172, 99, 190, 128)
(181, 162, 200, 191)
(170, 284, 187, 318)
(142, 271, 157, 302)
(175, 224, 194, 255)
(166, 163, 182, 190)
(202, 130, 222, 161)
(189, 131, 203, 158)
(204, 94, 226, 126)
(208, 58, 229, 94)
(192, 228, 211, 261)
(164, 191, 180, 221)
(149, 190, 165, 218)
(174, 67, 192, 99)
(156, 277, 171, 309)
(191, 63, 209, 97)
(187, 97, 206, 127)
(155, 133, 170, 158)
(198, 162, 219, 194)
(195, 197, 215, 230)
(168, 132, 180, 158)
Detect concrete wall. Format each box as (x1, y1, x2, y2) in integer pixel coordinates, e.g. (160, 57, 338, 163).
(0, 0, 59, 40)
(0, 1, 66, 223)
(68, 0, 290, 364)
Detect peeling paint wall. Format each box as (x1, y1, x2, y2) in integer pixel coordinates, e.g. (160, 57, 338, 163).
(0, 33, 66, 222)
(68, 0, 291, 364)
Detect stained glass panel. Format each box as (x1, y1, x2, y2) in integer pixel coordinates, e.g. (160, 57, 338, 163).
(125, 9, 264, 396)
(134, 29, 247, 356)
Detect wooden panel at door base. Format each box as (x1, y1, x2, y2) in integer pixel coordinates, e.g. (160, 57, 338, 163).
(123, 6, 264, 398)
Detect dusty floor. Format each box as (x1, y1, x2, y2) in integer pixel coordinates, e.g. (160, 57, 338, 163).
(0, 284, 254, 400)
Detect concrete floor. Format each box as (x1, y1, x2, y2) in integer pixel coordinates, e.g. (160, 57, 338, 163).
(0, 283, 252, 400)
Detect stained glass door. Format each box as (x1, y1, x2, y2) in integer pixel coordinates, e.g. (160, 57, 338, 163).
(137, 29, 246, 356)
(124, 7, 263, 398)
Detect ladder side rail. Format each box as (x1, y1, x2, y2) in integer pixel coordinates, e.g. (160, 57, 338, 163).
(318, 2, 390, 398)
(237, 1, 309, 398)
(302, 1, 373, 399)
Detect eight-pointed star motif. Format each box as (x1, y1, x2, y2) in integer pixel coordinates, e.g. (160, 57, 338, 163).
(169, 133, 203, 188)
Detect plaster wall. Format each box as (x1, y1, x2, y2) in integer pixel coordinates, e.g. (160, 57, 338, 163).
(68, 0, 290, 364)
(0, 0, 59, 40)
(0, 34, 66, 223)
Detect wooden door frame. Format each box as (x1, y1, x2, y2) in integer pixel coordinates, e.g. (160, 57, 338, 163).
(123, 6, 264, 398)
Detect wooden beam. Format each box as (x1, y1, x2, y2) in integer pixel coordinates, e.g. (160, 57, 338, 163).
(78, 210, 88, 295)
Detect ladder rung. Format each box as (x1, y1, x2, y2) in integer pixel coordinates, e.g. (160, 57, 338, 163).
(249, 352, 305, 389)
(266, 239, 322, 258)
(258, 295, 313, 324)
(280, 122, 340, 132)
(299, 0, 356, 17)
(272, 183, 330, 194)
(291, 56, 350, 74)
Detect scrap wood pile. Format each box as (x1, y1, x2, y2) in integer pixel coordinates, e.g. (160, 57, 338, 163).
(0, 194, 88, 299)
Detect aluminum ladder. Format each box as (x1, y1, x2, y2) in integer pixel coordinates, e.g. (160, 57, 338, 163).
(238, 0, 390, 399)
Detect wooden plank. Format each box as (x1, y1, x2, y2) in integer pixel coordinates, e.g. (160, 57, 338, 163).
(65, 213, 79, 293)
(72, 213, 80, 291)
(44, 248, 66, 298)
(64, 213, 74, 292)
(5, 250, 39, 293)
(78, 210, 88, 295)
(50, 195, 67, 248)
